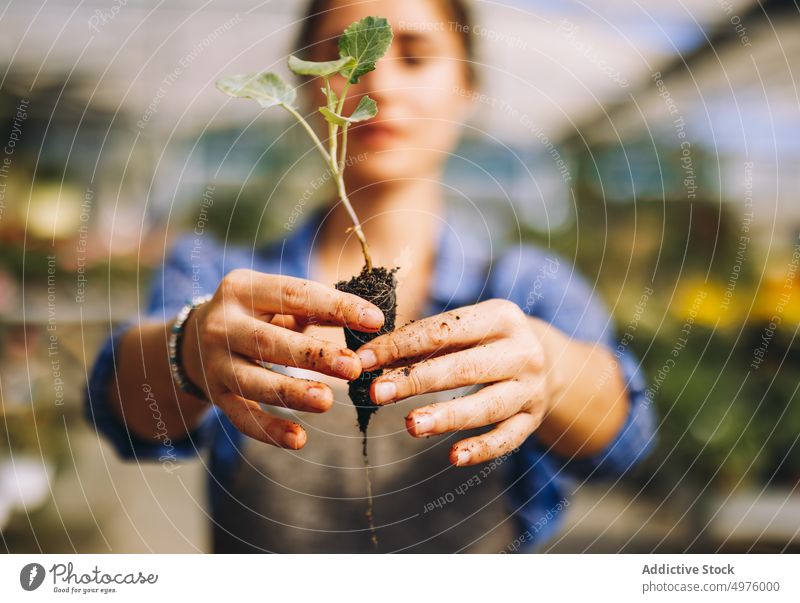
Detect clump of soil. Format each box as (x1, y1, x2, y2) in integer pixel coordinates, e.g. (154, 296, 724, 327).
(334, 265, 399, 434)
(335, 264, 398, 553)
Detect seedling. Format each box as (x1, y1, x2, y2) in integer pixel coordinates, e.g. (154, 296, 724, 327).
(216, 15, 391, 272)
(216, 15, 397, 432)
(217, 16, 398, 550)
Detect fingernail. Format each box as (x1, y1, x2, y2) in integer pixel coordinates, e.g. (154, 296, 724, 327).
(305, 386, 331, 407)
(359, 307, 384, 329)
(357, 348, 378, 370)
(456, 449, 471, 466)
(373, 380, 397, 404)
(333, 354, 358, 378)
(284, 428, 304, 449)
(411, 412, 435, 435)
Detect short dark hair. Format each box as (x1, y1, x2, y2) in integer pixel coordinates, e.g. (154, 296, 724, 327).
(294, 0, 477, 86)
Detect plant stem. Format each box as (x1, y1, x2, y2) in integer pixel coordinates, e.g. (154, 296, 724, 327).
(334, 166, 372, 270)
(283, 81, 372, 270)
(329, 124, 339, 173)
(330, 80, 372, 268)
(282, 104, 331, 165)
(336, 81, 351, 115)
(324, 77, 339, 174)
(324, 77, 333, 110)
(338, 123, 349, 174)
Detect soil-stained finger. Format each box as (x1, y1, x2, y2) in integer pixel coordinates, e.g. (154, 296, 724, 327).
(369, 342, 529, 405)
(405, 379, 539, 436)
(448, 412, 541, 466)
(222, 357, 334, 413)
(230, 315, 363, 380)
(268, 314, 303, 331)
(213, 391, 307, 449)
(240, 272, 384, 330)
(356, 299, 519, 370)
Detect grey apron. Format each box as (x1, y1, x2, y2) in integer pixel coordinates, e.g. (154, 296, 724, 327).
(211, 372, 518, 553)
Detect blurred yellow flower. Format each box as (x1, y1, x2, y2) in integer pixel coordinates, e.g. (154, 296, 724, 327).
(670, 278, 742, 328)
(752, 268, 800, 327)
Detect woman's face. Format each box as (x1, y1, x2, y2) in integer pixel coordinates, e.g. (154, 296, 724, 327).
(304, 0, 474, 185)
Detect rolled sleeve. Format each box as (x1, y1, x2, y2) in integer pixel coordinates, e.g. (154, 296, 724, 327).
(84, 324, 217, 460)
(528, 346, 658, 480)
(83, 234, 222, 461)
(490, 244, 659, 480)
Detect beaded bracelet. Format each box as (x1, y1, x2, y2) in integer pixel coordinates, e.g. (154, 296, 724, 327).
(168, 293, 213, 402)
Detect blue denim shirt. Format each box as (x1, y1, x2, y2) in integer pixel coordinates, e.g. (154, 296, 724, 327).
(84, 204, 658, 552)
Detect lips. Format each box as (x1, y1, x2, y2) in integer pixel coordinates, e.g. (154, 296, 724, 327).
(353, 120, 403, 146)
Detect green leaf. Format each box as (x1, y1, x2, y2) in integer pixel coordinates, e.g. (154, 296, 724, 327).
(320, 86, 339, 109)
(215, 72, 296, 108)
(288, 54, 355, 77)
(348, 95, 378, 122)
(318, 106, 349, 127)
(318, 95, 378, 126)
(338, 16, 393, 84)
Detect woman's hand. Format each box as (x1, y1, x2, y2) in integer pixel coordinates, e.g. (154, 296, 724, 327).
(182, 269, 385, 449)
(354, 299, 564, 466)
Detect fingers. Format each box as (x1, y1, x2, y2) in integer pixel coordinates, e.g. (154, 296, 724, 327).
(214, 391, 307, 449)
(449, 412, 541, 466)
(226, 270, 384, 331)
(230, 315, 363, 381)
(221, 357, 334, 413)
(269, 314, 304, 332)
(369, 342, 531, 405)
(405, 379, 543, 436)
(356, 299, 521, 370)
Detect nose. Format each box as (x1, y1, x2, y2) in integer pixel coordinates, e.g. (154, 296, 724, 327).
(351, 55, 397, 103)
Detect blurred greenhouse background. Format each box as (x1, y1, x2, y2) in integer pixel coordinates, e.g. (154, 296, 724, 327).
(0, 0, 798, 552)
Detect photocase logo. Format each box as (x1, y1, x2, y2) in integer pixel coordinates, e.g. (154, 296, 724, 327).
(20, 563, 46, 591)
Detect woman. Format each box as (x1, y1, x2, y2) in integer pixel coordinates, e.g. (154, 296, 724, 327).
(86, 0, 657, 553)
